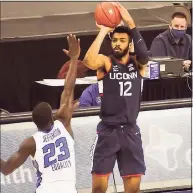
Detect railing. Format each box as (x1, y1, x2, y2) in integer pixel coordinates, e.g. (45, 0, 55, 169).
(0, 98, 191, 125)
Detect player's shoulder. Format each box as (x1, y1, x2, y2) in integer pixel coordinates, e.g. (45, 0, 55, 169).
(24, 136, 35, 144)
(20, 136, 36, 152)
(53, 119, 65, 129)
(103, 55, 113, 72)
(53, 120, 71, 134)
(54, 120, 74, 140)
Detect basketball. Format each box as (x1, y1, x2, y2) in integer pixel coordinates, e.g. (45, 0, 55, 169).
(95, 2, 121, 28)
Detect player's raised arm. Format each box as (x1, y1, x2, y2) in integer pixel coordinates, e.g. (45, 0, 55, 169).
(0, 137, 35, 176)
(114, 2, 149, 67)
(55, 34, 80, 135)
(83, 24, 112, 70)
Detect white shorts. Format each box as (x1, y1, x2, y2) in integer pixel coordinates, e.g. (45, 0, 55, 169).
(36, 181, 77, 193)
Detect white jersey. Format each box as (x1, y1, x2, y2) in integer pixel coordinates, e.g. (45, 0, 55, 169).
(31, 120, 76, 193)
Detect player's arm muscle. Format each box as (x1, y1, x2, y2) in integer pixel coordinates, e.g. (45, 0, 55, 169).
(84, 54, 107, 70)
(59, 58, 78, 107)
(0, 137, 35, 176)
(55, 35, 80, 137)
(55, 58, 77, 138)
(83, 28, 110, 70)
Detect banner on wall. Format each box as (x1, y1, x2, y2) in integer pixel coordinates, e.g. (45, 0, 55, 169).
(1, 108, 191, 193)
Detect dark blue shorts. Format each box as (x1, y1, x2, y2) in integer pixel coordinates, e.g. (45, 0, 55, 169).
(91, 121, 146, 177)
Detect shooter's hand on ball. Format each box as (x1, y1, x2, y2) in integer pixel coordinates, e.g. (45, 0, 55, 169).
(114, 2, 136, 29)
(96, 22, 114, 33)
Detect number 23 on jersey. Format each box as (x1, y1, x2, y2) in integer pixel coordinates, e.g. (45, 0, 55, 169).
(42, 137, 70, 168)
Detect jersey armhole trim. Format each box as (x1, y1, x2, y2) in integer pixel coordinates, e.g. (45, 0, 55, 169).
(97, 57, 113, 81)
(31, 135, 37, 160)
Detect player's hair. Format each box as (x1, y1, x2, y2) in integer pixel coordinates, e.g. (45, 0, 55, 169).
(110, 26, 132, 43)
(32, 102, 53, 129)
(171, 12, 187, 20)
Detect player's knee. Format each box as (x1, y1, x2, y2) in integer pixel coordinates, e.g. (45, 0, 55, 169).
(125, 185, 140, 193)
(92, 186, 107, 193)
(92, 183, 108, 193)
(92, 173, 109, 193)
(123, 176, 141, 193)
(92, 177, 108, 193)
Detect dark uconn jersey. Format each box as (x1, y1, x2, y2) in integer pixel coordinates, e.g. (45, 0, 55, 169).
(98, 56, 142, 125)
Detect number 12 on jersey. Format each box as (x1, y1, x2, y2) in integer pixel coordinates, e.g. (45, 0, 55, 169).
(119, 81, 132, 96)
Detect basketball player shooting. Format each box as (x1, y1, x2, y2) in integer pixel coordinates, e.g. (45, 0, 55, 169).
(0, 34, 80, 193)
(83, 2, 149, 193)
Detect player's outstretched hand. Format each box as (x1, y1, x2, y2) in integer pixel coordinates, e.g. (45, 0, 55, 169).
(63, 34, 80, 60)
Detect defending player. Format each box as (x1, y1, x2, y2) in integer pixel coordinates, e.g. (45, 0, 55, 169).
(1, 34, 80, 193)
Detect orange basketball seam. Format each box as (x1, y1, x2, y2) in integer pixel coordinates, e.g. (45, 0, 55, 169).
(112, 4, 118, 25)
(100, 2, 115, 26)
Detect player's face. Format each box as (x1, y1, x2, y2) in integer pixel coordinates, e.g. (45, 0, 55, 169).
(111, 33, 129, 59)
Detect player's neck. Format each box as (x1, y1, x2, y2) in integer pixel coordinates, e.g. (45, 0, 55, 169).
(39, 122, 54, 132)
(117, 54, 129, 65)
